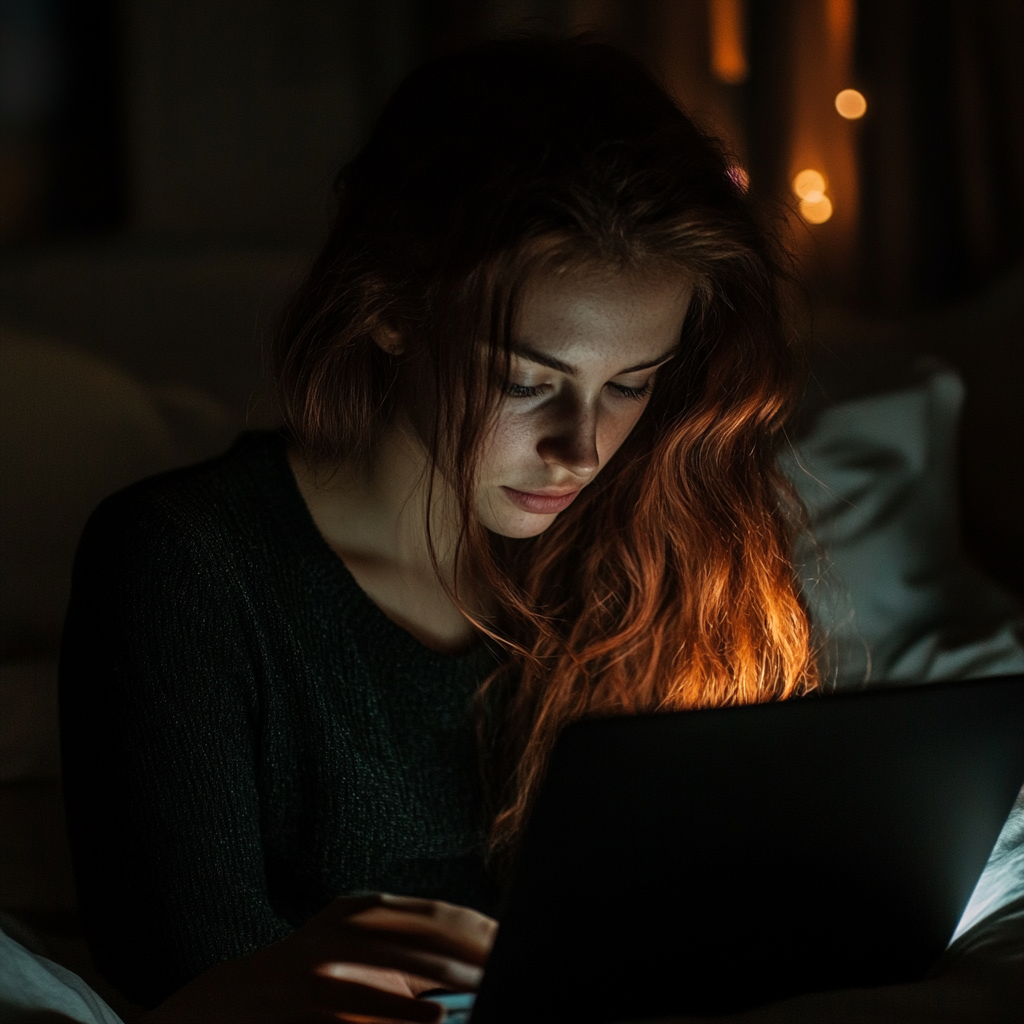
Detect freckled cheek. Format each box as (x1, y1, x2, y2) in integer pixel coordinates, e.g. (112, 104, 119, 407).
(479, 414, 542, 478)
(597, 407, 645, 461)
(480, 404, 646, 477)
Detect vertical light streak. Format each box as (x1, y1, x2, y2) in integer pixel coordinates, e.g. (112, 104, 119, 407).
(826, 0, 855, 46)
(709, 0, 748, 84)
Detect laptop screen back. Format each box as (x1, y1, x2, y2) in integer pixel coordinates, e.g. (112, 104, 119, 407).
(471, 675, 1024, 1022)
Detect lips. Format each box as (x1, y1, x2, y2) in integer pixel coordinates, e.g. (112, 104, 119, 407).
(501, 486, 582, 514)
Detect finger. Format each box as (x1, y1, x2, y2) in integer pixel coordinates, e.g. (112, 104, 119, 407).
(321, 894, 498, 959)
(315, 962, 426, 996)
(348, 900, 497, 965)
(306, 973, 444, 1023)
(379, 894, 498, 937)
(298, 916, 485, 984)
(323, 894, 392, 918)
(319, 936, 484, 991)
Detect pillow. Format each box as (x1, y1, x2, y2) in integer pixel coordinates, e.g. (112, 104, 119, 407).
(0, 920, 124, 1024)
(783, 358, 1024, 687)
(0, 332, 238, 783)
(0, 332, 238, 661)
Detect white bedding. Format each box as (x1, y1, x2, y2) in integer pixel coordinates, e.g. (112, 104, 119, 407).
(0, 921, 123, 1024)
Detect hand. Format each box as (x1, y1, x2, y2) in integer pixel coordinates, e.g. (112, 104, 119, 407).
(140, 893, 498, 1024)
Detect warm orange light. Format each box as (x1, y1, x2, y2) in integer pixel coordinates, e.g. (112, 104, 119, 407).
(826, 0, 855, 46)
(799, 195, 834, 224)
(709, 0, 749, 84)
(835, 88, 867, 119)
(792, 169, 827, 202)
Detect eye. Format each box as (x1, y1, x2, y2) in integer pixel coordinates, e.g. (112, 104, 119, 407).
(503, 378, 656, 401)
(608, 378, 654, 401)
(504, 382, 546, 398)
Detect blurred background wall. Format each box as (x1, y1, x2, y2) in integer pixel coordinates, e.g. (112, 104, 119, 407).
(1, 0, 1022, 593)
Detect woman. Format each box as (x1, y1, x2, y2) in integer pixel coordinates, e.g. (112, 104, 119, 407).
(60, 37, 817, 1022)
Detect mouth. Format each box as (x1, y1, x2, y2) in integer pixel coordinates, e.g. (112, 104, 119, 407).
(501, 486, 582, 515)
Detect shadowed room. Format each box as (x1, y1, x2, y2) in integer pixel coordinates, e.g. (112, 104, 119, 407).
(1, 2, 1022, 1022)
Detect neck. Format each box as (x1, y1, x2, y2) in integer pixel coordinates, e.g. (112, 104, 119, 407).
(290, 414, 461, 587)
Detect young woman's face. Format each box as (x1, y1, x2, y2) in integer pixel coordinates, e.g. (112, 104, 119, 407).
(476, 267, 693, 538)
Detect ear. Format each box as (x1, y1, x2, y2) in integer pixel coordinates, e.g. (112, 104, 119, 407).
(371, 323, 404, 357)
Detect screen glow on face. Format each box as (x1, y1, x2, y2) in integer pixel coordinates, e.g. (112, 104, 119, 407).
(473, 267, 693, 539)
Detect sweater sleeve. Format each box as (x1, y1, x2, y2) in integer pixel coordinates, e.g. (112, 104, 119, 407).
(59, 487, 292, 1008)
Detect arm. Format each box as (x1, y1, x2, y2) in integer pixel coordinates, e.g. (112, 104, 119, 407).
(59, 489, 498, 1022)
(140, 893, 496, 1024)
(59, 491, 292, 1006)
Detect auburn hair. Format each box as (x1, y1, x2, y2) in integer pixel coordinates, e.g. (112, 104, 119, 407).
(274, 37, 818, 860)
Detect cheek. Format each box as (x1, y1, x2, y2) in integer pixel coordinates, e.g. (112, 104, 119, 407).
(479, 411, 538, 473)
(479, 401, 649, 471)
(596, 403, 648, 459)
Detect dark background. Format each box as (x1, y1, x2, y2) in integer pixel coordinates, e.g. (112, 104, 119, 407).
(1, 0, 1022, 593)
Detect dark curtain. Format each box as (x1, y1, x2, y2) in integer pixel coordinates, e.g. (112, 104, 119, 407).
(856, 0, 1024, 310)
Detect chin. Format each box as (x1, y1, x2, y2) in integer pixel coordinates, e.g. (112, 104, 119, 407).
(479, 506, 559, 539)
(500, 519, 556, 539)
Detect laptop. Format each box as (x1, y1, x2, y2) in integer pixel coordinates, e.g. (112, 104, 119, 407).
(455, 674, 1024, 1023)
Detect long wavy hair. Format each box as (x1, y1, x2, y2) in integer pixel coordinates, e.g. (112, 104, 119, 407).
(274, 37, 818, 860)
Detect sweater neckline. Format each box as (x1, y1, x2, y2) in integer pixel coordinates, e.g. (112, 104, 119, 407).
(252, 431, 492, 667)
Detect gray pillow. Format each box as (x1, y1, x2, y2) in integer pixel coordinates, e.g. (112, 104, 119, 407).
(784, 358, 1024, 687)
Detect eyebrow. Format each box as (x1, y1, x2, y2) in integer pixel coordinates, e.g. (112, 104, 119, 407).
(510, 343, 680, 377)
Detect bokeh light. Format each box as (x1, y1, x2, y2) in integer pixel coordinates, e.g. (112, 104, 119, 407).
(835, 88, 867, 119)
(799, 195, 834, 224)
(792, 169, 826, 202)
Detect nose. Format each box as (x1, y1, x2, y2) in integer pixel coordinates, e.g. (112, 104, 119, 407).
(536, 398, 600, 478)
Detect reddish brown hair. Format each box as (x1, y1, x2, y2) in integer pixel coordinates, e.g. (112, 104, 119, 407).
(274, 37, 818, 858)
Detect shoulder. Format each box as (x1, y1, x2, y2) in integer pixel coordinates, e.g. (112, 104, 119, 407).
(64, 433, 302, 674)
(74, 431, 295, 588)
(83, 431, 285, 549)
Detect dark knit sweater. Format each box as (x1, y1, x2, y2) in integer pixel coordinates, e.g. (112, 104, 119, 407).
(58, 431, 504, 1007)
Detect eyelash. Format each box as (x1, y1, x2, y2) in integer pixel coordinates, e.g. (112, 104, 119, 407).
(505, 379, 655, 402)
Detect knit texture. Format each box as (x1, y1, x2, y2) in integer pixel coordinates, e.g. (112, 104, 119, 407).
(59, 431, 504, 1007)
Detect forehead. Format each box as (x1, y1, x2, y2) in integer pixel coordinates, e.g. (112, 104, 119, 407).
(514, 265, 693, 364)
